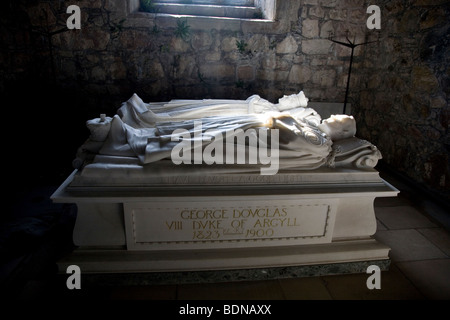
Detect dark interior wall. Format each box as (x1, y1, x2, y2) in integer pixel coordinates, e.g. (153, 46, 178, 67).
(1, 1, 375, 110)
(0, 0, 449, 202)
(353, 0, 450, 201)
(0, 0, 86, 189)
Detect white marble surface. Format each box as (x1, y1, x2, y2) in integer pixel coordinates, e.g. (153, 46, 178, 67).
(124, 198, 338, 250)
(52, 167, 398, 272)
(51, 92, 397, 273)
(73, 93, 381, 177)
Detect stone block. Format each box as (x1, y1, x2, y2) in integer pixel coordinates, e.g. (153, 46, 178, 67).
(349, 8, 366, 22)
(329, 9, 347, 21)
(312, 69, 336, 87)
(321, 0, 338, 7)
(276, 57, 293, 71)
(276, 35, 298, 54)
(431, 96, 447, 109)
(419, 8, 447, 30)
(248, 34, 270, 53)
(125, 17, 155, 28)
(77, 0, 103, 9)
(187, 16, 242, 32)
(262, 53, 277, 70)
(302, 39, 331, 55)
(110, 59, 127, 80)
(91, 66, 106, 81)
(398, 9, 420, 33)
(319, 21, 334, 38)
(309, 6, 325, 18)
(412, 66, 439, 93)
(200, 63, 235, 81)
(303, 0, 319, 5)
(174, 55, 196, 79)
(413, 0, 449, 5)
(27, 4, 57, 26)
(147, 61, 165, 80)
(302, 19, 319, 38)
(205, 51, 222, 62)
(191, 32, 213, 50)
(105, 0, 127, 14)
(241, 20, 288, 35)
(119, 30, 151, 51)
(257, 69, 289, 82)
(63, 28, 110, 51)
(237, 65, 255, 81)
(170, 37, 191, 53)
(221, 36, 239, 52)
(288, 65, 312, 84)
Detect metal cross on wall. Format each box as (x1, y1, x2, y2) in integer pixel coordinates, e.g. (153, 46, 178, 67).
(328, 31, 378, 114)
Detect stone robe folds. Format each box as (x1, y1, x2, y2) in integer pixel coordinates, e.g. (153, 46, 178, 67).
(73, 92, 382, 179)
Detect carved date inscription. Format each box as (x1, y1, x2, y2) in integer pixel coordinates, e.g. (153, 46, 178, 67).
(125, 200, 336, 249)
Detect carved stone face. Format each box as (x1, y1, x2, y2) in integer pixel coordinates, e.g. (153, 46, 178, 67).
(318, 115, 356, 141)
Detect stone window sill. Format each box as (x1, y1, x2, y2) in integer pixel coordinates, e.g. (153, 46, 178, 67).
(128, 12, 291, 35)
(135, 11, 270, 25)
(126, 0, 286, 33)
(149, 1, 263, 20)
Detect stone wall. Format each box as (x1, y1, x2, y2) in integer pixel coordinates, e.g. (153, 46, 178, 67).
(1, 0, 375, 107)
(1, 0, 449, 199)
(353, 0, 450, 200)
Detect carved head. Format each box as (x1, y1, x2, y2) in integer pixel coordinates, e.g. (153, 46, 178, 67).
(318, 115, 356, 141)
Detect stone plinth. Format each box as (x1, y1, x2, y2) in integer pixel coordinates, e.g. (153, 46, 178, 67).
(52, 167, 398, 274)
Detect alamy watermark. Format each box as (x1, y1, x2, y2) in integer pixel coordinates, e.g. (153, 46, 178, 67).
(66, 5, 81, 30)
(367, 5, 381, 30)
(366, 265, 382, 290)
(66, 265, 81, 290)
(170, 121, 280, 175)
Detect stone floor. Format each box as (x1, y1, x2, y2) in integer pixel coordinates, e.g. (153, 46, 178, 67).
(1, 167, 449, 301)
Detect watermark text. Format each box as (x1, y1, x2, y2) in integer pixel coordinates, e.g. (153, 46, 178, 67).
(170, 121, 280, 175)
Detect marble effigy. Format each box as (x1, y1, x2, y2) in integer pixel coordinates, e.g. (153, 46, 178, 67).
(71, 91, 382, 180)
(52, 92, 398, 274)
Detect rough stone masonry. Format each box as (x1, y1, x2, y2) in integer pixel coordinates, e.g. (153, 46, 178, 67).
(1, 0, 448, 200)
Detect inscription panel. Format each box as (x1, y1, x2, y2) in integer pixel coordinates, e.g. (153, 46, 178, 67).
(124, 198, 338, 250)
